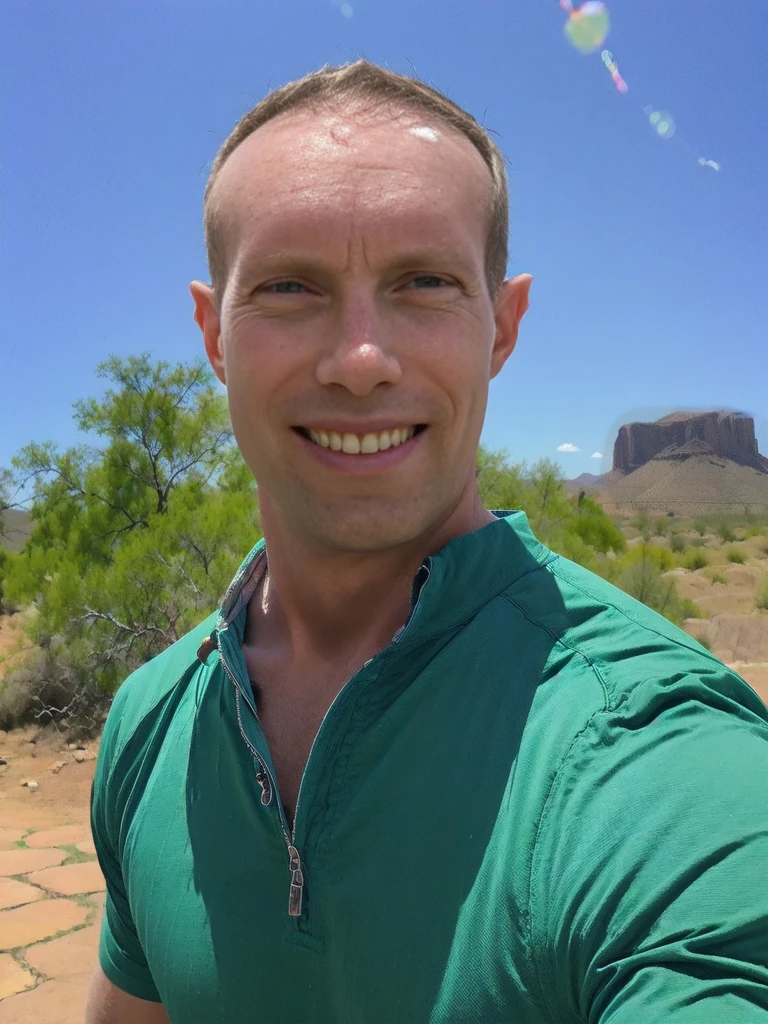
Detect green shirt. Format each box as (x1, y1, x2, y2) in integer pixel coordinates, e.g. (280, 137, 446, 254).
(91, 512, 768, 1023)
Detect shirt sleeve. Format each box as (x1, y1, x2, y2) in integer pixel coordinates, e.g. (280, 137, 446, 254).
(90, 717, 162, 1004)
(528, 665, 768, 1023)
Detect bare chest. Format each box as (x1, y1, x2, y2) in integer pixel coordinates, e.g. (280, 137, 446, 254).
(255, 697, 329, 825)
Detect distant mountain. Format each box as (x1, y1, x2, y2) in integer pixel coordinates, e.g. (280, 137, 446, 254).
(613, 410, 767, 475)
(565, 472, 606, 493)
(604, 414, 768, 515)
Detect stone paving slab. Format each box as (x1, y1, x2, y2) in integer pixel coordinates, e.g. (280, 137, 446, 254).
(0, 879, 44, 912)
(0, 848, 66, 877)
(75, 838, 96, 856)
(0, 953, 35, 1000)
(24, 923, 100, 980)
(0, 899, 89, 951)
(0, 832, 27, 853)
(26, 862, 105, 897)
(24, 826, 91, 850)
(0, 971, 94, 1023)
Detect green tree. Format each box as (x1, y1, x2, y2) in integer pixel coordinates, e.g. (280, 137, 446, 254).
(1, 354, 259, 730)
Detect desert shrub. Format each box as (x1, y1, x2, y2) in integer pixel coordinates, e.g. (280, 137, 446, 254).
(756, 579, 768, 612)
(632, 511, 652, 542)
(679, 597, 704, 620)
(745, 526, 763, 538)
(613, 554, 700, 626)
(716, 522, 736, 543)
(0, 645, 109, 737)
(690, 536, 707, 547)
(726, 548, 746, 564)
(669, 533, 686, 553)
(683, 548, 708, 571)
(693, 519, 708, 537)
(653, 518, 669, 537)
(709, 572, 727, 585)
(620, 543, 676, 573)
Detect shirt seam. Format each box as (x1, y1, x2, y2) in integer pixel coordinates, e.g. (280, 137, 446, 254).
(500, 589, 614, 1023)
(546, 559, 724, 666)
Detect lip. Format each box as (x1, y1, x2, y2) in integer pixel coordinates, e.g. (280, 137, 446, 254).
(297, 420, 423, 435)
(293, 426, 426, 474)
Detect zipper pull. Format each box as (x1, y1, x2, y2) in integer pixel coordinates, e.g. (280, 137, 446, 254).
(287, 845, 304, 917)
(196, 632, 218, 663)
(255, 770, 272, 805)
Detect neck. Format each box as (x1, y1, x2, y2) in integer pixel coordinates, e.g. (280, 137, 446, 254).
(246, 487, 495, 668)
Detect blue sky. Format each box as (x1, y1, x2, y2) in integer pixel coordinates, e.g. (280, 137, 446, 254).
(1, 0, 766, 480)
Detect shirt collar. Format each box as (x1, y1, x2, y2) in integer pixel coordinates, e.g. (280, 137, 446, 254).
(216, 511, 554, 644)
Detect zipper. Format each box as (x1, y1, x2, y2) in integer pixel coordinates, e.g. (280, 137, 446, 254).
(218, 634, 304, 916)
(216, 560, 432, 921)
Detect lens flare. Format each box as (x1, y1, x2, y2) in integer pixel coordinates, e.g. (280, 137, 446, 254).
(564, 1, 610, 55)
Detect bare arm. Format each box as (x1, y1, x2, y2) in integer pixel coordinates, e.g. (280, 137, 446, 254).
(85, 966, 170, 1024)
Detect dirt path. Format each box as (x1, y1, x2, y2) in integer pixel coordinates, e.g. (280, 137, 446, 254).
(0, 728, 102, 1023)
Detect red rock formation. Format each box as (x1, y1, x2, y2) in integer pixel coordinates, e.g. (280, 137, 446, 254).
(612, 412, 768, 475)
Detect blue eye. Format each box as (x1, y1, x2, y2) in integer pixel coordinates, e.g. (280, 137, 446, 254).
(411, 275, 447, 288)
(267, 281, 307, 293)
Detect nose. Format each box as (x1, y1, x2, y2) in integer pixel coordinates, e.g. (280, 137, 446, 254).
(315, 298, 402, 396)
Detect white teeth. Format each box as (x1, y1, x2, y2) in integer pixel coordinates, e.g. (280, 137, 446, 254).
(306, 426, 418, 454)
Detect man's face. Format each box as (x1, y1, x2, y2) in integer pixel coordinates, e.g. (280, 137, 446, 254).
(194, 107, 529, 553)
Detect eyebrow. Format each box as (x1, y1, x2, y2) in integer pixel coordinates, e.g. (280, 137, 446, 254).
(237, 248, 480, 281)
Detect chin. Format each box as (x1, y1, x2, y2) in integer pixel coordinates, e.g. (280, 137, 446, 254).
(304, 501, 438, 555)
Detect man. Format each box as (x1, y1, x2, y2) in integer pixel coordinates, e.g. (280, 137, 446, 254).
(86, 61, 768, 1023)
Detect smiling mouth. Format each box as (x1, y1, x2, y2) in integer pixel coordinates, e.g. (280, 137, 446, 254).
(295, 425, 427, 455)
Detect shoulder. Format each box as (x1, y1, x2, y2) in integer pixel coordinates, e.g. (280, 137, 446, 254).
(97, 610, 219, 778)
(502, 551, 768, 722)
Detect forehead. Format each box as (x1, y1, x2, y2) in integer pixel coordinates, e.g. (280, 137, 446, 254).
(211, 107, 493, 264)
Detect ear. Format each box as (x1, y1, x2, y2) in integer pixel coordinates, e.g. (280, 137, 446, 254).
(489, 274, 533, 379)
(190, 281, 226, 386)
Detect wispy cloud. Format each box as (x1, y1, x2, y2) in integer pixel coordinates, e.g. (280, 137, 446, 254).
(591, 451, 603, 459)
(557, 443, 580, 453)
(331, 0, 354, 16)
(698, 158, 720, 172)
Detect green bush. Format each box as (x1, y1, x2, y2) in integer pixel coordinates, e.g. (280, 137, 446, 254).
(693, 519, 708, 537)
(716, 522, 736, 543)
(726, 548, 746, 564)
(683, 548, 708, 571)
(709, 572, 727, 585)
(756, 579, 768, 612)
(669, 533, 686, 553)
(689, 536, 707, 547)
(612, 553, 701, 626)
(653, 518, 669, 537)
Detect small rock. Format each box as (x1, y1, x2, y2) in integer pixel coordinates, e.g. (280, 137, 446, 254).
(73, 750, 85, 763)
(27, 780, 39, 791)
(68, 743, 76, 750)
(0, 757, 7, 766)
(20, 780, 28, 787)
(81, 750, 96, 761)
(27, 737, 37, 745)
(76, 744, 86, 751)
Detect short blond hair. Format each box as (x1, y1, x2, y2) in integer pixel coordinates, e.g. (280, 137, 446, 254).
(203, 60, 509, 299)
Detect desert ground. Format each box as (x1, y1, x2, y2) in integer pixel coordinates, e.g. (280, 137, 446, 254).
(0, 521, 766, 1022)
